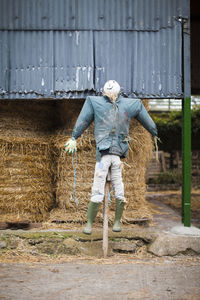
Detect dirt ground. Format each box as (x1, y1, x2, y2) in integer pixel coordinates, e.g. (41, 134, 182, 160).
(0, 191, 200, 300)
(146, 190, 200, 229)
(0, 256, 200, 300)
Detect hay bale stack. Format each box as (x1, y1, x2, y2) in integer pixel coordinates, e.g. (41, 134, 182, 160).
(0, 136, 54, 222)
(0, 99, 153, 224)
(51, 129, 96, 224)
(0, 100, 56, 138)
(122, 116, 154, 222)
(0, 100, 57, 222)
(51, 100, 154, 224)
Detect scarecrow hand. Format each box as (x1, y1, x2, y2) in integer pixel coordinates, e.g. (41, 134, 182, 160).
(65, 138, 77, 154)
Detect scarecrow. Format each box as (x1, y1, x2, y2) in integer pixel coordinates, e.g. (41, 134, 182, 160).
(65, 80, 158, 234)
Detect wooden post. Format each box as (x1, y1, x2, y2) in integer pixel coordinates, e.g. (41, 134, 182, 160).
(103, 169, 111, 258)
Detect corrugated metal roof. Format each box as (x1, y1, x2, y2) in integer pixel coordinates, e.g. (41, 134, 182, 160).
(191, 20, 200, 94)
(0, 24, 183, 99)
(0, 0, 189, 31)
(0, 0, 189, 99)
(54, 31, 94, 93)
(94, 23, 182, 98)
(9, 31, 54, 96)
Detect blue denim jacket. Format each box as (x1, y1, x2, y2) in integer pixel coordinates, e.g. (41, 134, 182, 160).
(72, 96, 157, 161)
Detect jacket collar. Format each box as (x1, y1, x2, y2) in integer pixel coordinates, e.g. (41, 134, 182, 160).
(103, 95, 121, 103)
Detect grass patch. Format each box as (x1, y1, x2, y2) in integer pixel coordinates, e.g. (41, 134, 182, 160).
(14, 231, 71, 240)
(149, 171, 182, 185)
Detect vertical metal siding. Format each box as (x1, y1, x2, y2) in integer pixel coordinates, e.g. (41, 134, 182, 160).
(94, 22, 182, 97)
(0, 31, 9, 95)
(191, 20, 200, 94)
(54, 31, 94, 93)
(0, 0, 189, 30)
(0, 0, 189, 99)
(8, 31, 54, 97)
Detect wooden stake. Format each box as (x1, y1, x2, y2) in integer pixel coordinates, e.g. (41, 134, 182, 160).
(103, 170, 111, 258)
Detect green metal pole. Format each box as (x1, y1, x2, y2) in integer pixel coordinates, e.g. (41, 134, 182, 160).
(182, 97, 191, 226)
(182, 8, 191, 227)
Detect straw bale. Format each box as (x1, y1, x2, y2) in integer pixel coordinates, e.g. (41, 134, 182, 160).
(0, 100, 56, 139)
(0, 136, 54, 222)
(0, 100, 59, 222)
(52, 100, 154, 224)
(0, 99, 154, 224)
(51, 130, 95, 223)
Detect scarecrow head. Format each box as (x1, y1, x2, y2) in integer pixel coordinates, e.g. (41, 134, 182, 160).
(103, 80, 120, 102)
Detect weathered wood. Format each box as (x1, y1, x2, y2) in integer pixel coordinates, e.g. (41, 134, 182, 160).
(103, 182, 109, 258)
(0, 222, 42, 230)
(0, 223, 8, 230)
(103, 169, 111, 258)
(123, 218, 149, 226)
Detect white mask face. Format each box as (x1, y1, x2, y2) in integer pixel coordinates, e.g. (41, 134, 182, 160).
(103, 80, 120, 101)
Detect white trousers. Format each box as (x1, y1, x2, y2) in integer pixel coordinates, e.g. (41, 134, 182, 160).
(91, 154, 125, 203)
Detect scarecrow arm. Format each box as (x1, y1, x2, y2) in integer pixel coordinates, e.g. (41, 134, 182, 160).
(72, 97, 94, 139)
(134, 100, 158, 137)
(65, 97, 94, 154)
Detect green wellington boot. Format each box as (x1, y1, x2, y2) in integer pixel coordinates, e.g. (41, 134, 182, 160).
(112, 199, 125, 232)
(83, 202, 100, 235)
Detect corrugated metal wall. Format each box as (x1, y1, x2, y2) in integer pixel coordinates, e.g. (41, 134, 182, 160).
(0, 0, 190, 99)
(0, 0, 189, 30)
(191, 20, 200, 94)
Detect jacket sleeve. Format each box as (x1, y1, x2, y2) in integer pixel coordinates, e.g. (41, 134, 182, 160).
(135, 100, 158, 137)
(72, 97, 94, 139)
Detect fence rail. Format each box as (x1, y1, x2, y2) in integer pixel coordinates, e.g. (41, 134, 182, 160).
(149, 97, 200, 111)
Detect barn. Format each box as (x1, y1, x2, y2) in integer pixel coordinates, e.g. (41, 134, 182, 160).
(0, 0, 192, 226)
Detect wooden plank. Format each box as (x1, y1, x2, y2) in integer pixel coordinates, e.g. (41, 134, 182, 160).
(0, 222, 42, 230)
